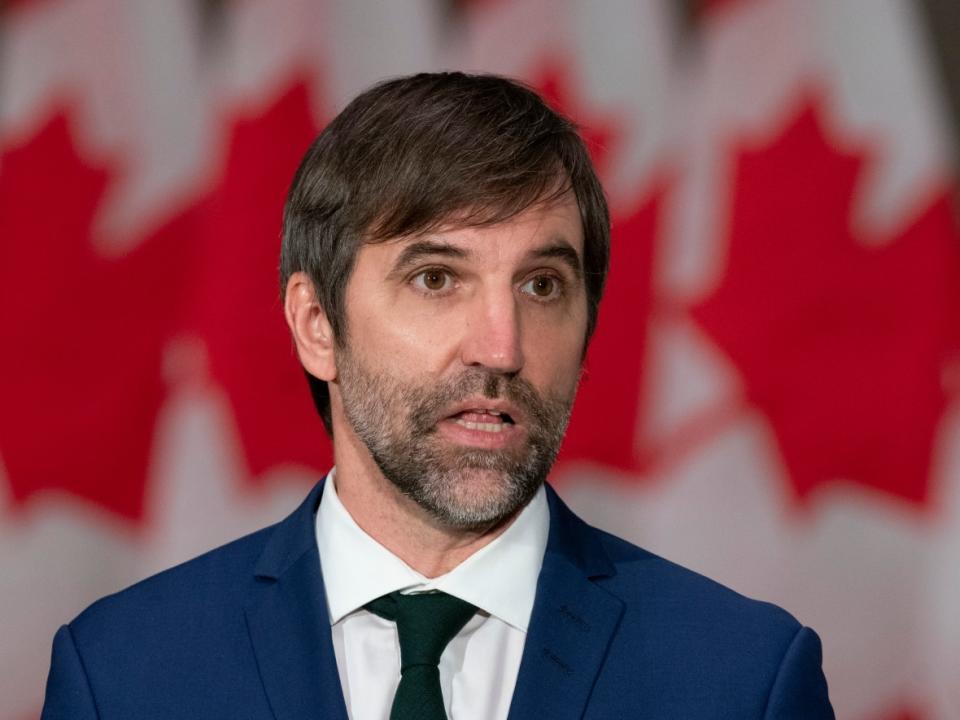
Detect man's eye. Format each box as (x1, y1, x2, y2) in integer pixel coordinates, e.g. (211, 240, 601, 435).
(521, 275, 561, 299)
(412, 269, 453, 292)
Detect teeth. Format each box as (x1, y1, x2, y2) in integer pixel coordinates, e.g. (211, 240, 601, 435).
(455, 419, 505, 433)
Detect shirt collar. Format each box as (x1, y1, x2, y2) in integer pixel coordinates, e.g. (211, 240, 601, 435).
(316, 469, 549, 632)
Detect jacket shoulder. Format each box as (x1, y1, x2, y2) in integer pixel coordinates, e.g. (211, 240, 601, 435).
(595, 527, 801, 634)
(584, 529, 830, 716)
(70, 523, 275, 638)
(47, 521, 300, 719)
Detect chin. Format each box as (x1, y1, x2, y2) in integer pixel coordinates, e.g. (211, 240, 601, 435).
(408, 466, 542, 531)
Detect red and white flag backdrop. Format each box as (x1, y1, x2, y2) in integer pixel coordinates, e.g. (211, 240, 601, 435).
(2, 1, 959, 718)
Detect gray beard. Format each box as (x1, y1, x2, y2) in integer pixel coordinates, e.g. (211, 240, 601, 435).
(337, 352, 574, 531)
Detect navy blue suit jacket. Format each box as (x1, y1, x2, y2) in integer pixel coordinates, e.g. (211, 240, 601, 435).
(42, 481, 834, 719)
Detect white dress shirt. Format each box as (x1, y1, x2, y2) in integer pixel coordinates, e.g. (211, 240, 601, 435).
(315, 470, 549, 720)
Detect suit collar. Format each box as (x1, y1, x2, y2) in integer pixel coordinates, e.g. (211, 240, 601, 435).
(252, 479, 325, 581)
(507, 484, 625, 720)
(542, 483, 617, 579)
(245, 478, 349, 720)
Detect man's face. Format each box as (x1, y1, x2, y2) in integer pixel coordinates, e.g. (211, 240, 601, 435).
(333, 194, 588, 530)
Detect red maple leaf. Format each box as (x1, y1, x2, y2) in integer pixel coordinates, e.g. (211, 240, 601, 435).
(0, 84, 332, 522)
(531, 63, 660, 472)
(690, 96, 960, 507)
(0, 111, 190, 519)
(190, 80, 332, 479)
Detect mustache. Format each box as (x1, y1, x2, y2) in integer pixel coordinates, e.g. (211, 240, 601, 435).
(408, 371, 564, 436)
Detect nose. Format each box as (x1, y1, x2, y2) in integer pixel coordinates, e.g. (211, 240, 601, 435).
(459, 291, 525, 376)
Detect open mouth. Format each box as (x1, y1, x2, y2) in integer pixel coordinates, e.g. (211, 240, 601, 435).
(450, 409, 516, 433)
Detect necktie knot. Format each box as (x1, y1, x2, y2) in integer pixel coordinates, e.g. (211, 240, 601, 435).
(365, 591, 477, 719)
(366, 591, 477, 670)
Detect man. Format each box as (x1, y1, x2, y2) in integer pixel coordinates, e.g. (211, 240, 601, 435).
(42, 72, 834, 719)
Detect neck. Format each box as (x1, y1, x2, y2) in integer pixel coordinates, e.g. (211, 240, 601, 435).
(331, 423, 520, 578)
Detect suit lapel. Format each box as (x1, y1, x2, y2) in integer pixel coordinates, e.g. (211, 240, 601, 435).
(244, 481, 349, 720)
(508, 486, 624, 720)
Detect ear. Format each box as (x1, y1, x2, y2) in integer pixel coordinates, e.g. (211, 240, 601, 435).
(284, 272, 337, 382)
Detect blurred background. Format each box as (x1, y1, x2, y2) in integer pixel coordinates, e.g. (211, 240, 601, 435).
(2, 0, 959, 718)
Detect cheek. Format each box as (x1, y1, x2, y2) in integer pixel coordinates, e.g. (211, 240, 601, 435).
(347, 294, 458, 375)
(522, 316, 586, 392)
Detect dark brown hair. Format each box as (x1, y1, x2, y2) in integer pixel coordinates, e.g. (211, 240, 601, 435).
(280, 71, 610, 434)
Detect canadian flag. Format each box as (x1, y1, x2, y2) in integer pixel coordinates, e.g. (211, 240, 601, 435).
(1, 1, 958, 719)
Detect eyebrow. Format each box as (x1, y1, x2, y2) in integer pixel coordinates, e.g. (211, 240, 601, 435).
(526, 239, 583, 281)
(387, 241, 470, 278)
(386, 236, 584, 280)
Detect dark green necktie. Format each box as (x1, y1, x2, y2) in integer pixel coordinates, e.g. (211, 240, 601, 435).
(366, 591, 477, 720)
